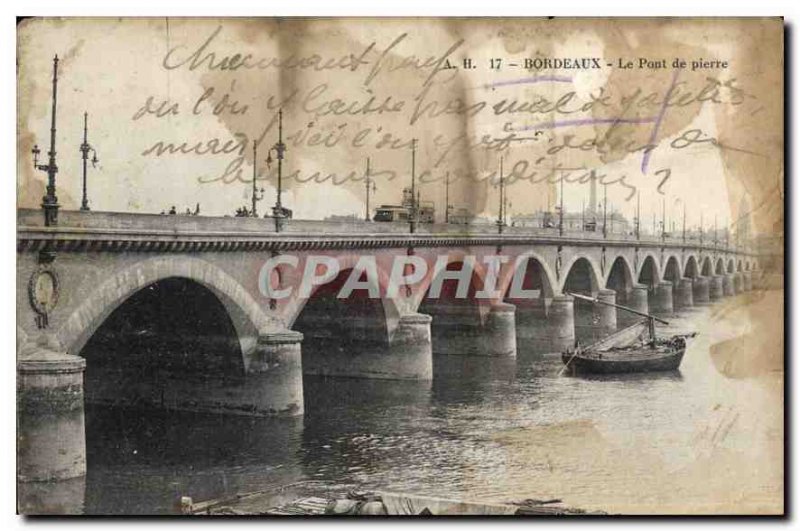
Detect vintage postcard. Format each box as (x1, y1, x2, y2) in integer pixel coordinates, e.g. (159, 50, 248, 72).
(16, 17, 784, 515)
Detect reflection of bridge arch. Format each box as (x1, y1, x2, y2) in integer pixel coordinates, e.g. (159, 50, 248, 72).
(60, 255, 268, 359)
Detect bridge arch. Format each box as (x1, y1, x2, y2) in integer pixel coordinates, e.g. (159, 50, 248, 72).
(701, 256, 713, 276)
(727, 259, 735, 274)
(684, 255, 700, 279)
(663, 255, 682, 285)
(417, 253, 491, 356)
(415, 251, 490, 308)
(499, 250, 557, 301)
(637, 254, 661, 288)
(562, 256, 609, 343)
(715, 258, 725, 275)
(59, 255, 269, 359)
(559, 255, 602, 295)
(291, 259, 398, 378)
(605, 255, 635, 293)
(282, 252, 401, 336)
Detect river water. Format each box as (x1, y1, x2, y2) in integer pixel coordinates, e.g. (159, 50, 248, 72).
(81, 292, 783, 515)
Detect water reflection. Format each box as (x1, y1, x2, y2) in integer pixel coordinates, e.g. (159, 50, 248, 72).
(83, 405, 304, 514)
(70, 300, 780, 514)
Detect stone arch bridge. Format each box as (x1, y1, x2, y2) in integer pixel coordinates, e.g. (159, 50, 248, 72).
(16, 209, 760, 483)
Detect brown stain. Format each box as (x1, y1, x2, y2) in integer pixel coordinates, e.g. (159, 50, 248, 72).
(708, 288, 784, 379)
(17, 18, 84, 209)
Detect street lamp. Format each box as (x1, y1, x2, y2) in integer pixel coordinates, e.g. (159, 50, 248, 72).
(31, 55, 61, 227)
(79, 112, 99, 211)
(251, 140, 265, 217)
(265, 108, 287, 231)
(409, 138, 418, 234)
(670, 197, 684, 243)
(497, 157, 506, 234)
(444, 171, 453, 224)
(559, 175, 564, 236)
(700, 212, 704, 245)
(364, 157, 376, 221)
(602, 183, 608, 238)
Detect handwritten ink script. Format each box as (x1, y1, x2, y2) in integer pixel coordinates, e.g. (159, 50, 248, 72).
(18, 18, 781, 221)
(130, 24, 761, 204)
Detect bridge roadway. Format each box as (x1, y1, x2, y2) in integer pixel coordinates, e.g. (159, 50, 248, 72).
(16, 208, 761, 488)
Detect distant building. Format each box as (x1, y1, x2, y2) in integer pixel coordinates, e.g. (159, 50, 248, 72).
(513, 210, 632, 234)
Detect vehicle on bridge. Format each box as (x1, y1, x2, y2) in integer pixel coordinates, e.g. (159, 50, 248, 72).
(373, 187, 434, 223)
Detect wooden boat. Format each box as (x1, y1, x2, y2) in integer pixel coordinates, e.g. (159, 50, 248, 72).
(561, 292, 695, 375)
(178, 480, 606, 515)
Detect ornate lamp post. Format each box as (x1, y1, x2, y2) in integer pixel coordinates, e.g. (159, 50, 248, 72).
(725, 217, 730, 248)
(682, 201, 686, 243)
(266, 108, 287, 231)
(635, 191, 641, 240)
(251, 140, 265, 217)
(79, 112, 99, 211)
(409, 138, 418, 234)
(700, 212, 704, 245)
(444, 171, 453, 223)
(497, 157, 506, 234)
(31, 55, 61, 227)
(364, 158, 376, 221)
(602, 183, 608, 238)
(558, 175, 564, 236)
(713, 215, 718, 249)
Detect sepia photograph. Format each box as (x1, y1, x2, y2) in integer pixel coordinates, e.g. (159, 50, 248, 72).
(14, 13, 785, 516)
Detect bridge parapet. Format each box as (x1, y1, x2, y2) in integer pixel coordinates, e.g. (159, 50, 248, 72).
(17, 208, 754, 256)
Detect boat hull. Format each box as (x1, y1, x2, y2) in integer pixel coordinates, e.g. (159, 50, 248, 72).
(561, 347, 685, 375)
(556, 306, 693, 376)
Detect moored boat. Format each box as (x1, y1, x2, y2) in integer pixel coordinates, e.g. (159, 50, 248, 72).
(561, 292, 695, 375)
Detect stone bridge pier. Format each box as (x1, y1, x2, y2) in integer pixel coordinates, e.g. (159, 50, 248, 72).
(692, 276, 711, 304)
(743, 271, 753, 291)
(17, 346, 87, 484)
(418, 299, 517, 358)
(733, 273, 744, 294)
(722, 275, 735, 297)
(709, 276, 725, 300)
(674, 278, 694, 309)
(651, 282, 674, 315)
